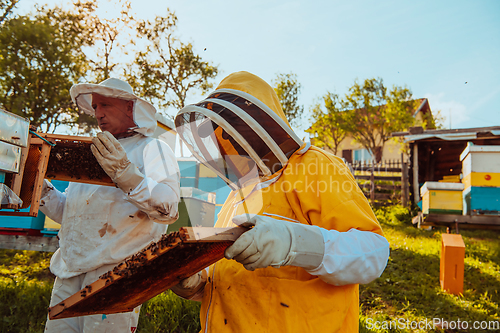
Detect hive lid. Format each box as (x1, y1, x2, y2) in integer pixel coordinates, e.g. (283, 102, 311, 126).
(420, 181, 464, 195)
(460, 142, 500, 161)
(0, 109, 30, 148)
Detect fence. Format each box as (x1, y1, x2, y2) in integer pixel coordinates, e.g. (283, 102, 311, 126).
(346, 160, 410, 206)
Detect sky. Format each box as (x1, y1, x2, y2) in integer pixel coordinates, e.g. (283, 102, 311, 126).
(16, 0, 500, 136)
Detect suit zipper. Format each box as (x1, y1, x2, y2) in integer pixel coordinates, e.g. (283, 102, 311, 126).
(203, 262, 217, 333)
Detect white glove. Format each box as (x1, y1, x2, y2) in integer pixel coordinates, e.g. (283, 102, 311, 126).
(91, 131, 145, 193)
(41, 179, 56, 198)
(170, 270, 207, 301)
(225, 214, 325, 271)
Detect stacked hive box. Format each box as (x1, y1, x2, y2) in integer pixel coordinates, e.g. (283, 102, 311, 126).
(0, 109, 48, 231)
(420, 182, 464, 215)
(460, 143, 500, 215)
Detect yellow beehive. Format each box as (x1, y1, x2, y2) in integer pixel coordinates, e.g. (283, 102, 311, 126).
(460, 143, 500, 189)
(439, 175, 461, 183)
(421, 182, 464, 215)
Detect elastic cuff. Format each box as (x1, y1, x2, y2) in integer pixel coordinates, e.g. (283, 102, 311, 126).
(114, 163, 145, 193)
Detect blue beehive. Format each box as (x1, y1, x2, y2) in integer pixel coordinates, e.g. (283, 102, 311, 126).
(460, 143, 500, 215)
(462, 186, 500, 215)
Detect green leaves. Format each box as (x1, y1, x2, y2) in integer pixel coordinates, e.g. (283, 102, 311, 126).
(273, 72, 304, 128)
(127, 12, 218, 117)
(306, 92, 347, 154)
(0, 2, 217, 131)
(0, 12, 90, 132)
(310, 77, 422, 162)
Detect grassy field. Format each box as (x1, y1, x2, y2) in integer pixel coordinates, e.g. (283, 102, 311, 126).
(0, 205, 498, 332)
(360, 206, 500, 333)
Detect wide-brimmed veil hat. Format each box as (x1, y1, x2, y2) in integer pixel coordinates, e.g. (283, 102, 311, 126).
(70, 78, 157, 136)
(174, 71, 305, 190)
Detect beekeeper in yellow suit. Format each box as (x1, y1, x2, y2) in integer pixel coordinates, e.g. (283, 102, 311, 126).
(172, 71, 390, 332)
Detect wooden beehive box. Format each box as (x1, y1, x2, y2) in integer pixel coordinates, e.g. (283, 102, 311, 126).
(49, 226, 247, 320)
(1, 132, 52, 216)
(0, 133, 112, 217)
(420, 181, 464, 215)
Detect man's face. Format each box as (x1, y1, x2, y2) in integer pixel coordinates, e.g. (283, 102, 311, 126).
(92, 93, 136, 135)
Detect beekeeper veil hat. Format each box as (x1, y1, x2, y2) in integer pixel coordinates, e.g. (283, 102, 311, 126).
(175, 71, 304, 190)
(70, 78, 157, 136)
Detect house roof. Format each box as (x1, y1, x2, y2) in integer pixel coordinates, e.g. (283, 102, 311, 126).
(412, 98, 431, 117)
(392, 126, 500, 143)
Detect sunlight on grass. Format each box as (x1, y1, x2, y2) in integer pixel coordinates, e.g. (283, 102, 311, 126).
(361, 205, 500, 332)
(0, 205, 498, 333)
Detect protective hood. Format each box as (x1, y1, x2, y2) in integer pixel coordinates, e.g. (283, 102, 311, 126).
(175, 71, 304, 190)
(70, 78, 157, 136)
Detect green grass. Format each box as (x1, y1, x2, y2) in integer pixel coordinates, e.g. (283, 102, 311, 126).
(0, 249, 201, 333)
(0, 205, 498, 332)
(0, 250, 53, 333)
(138, 291, 200, 333)
(360, 205, 500, 332)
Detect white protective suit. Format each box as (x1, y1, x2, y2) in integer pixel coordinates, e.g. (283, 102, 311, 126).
(41, 134, 180, 278)
(42, 78, 180, 332)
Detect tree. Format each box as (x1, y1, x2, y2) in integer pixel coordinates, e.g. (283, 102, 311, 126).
(306, 93, 347, 155)
(126, 13, 218, 116)
(0, 8, 91, 132)
(0, 1, 139, 133)
(74, 0, 135, 82)
(341, 78, 418, 162)
(0, 0, 18, 25)
(273, 72, 304, 127)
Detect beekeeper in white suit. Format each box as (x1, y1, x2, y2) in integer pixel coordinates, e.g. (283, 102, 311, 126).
(41, 78, 180, 332)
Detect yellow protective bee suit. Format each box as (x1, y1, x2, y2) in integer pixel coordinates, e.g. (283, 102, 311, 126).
(174, 71, 389, 333)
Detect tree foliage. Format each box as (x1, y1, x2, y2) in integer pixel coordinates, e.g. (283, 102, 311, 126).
(0, 1, 216, 132)
(310, 78, 420, 162)
(273, 72, 304, 127)
(341, 78, 417, 162)
(75, 0, 135, 82)
(0, 0, 18, 25)
(126, 12, 218, 116)
(0, 7, 91, 132)
(306, 93, 347, 155)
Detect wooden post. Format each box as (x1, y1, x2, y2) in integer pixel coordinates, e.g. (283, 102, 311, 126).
(413, 143, 420, 204)
(440, 234, 465, 295)
(370, 167, 375, 204)
(401, 153, 409, 207)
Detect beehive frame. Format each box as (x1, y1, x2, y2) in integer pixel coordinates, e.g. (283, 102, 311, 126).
(49, 226, 247, 320)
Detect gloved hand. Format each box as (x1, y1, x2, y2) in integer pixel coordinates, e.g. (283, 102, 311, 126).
(170, 270, 207, 301)
(225, 214, 325, 271)
(41, 179, 56, 198)
(90, 131, 145, 193)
